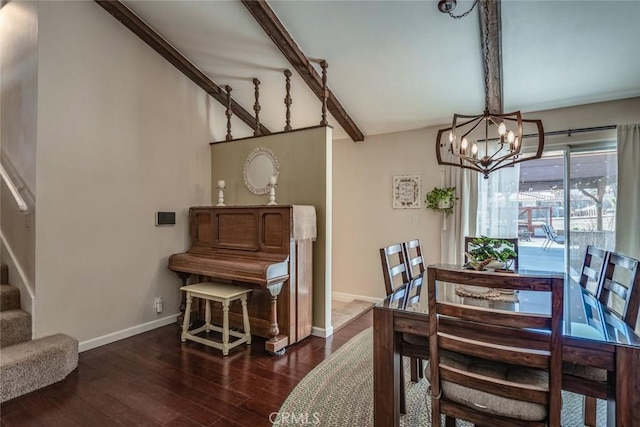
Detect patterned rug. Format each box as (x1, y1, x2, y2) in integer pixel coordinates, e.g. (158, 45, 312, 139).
(274, 327, 607, 426)
(331, 299, 374, 332)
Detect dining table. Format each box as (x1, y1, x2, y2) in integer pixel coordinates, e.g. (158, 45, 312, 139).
(373, 264, 640, 427)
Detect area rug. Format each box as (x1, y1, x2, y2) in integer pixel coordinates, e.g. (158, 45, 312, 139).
(331, 299, 374, 332)
(274, 327, 606, 426)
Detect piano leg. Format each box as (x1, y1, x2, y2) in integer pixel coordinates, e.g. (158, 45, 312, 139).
(265, 281, 288, 355)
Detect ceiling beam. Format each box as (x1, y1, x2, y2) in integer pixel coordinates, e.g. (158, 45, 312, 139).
(241, 0, 365, 142)
(94, 1, 270, 136)
(478, 0, 503, 114)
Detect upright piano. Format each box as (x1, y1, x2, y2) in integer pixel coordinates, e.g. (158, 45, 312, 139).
(168, 205, 316, 354)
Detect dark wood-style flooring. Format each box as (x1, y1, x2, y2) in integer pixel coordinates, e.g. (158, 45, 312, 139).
(0, 311, 373, 427)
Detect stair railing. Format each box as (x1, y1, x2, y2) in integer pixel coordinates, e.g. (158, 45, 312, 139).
(0, 162, 35, 317)
(1, 163, 28, 212)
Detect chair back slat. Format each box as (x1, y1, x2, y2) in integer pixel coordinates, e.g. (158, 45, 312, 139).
(440, 367, 550, 405)
(439, 333, 550, 369)
(438, 303, 553, 330)
(440, 317, 550, 352)
(435, 267, 550, 290)
(602, 279, 630, 300)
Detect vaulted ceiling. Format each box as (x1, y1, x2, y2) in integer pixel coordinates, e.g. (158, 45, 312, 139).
(113, 0, 640, 142)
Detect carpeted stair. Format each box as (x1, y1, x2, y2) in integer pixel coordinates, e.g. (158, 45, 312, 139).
(0, 263, 79, 402)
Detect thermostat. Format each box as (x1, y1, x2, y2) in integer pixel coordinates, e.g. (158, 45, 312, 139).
(155, 211, 176, 226)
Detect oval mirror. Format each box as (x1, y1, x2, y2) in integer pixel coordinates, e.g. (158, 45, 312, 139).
(243, 147, 280, 195)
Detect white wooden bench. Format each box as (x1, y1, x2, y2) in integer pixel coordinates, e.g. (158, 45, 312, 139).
(180, 282, 251, 356)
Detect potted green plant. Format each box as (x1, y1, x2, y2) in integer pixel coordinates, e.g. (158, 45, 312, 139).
(466, 236, 518, 270)
(424, 187, 456, 216)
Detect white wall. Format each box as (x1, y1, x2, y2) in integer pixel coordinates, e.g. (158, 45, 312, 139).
(331, 97, 640, 301)
(0, 0, 38, 315)
(34, 1, 220, 348)
(332, 126, 444, 300)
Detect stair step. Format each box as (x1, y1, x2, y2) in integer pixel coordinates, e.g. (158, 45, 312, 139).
(1, 264, 7, 285)
(0, 309, 32, 348)
(0, 333, 78, 402)
(1, 284, 21, 311)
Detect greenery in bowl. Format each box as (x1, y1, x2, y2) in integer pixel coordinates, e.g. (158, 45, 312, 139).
(424, 187, 456, 215)
(467, 236, 518, 269)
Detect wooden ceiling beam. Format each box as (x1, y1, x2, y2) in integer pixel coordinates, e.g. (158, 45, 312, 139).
(95, 1, 270, 136)
(478, 0, 503, 114)
(242, 0, 364, 142)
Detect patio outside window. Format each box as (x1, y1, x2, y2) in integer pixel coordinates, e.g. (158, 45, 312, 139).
(475, 145, 617, 277)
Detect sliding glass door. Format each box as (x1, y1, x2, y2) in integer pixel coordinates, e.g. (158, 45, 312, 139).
(567, 148, 617, 278)
(476, 144, 617, 275)
(514, 153, 566, 272)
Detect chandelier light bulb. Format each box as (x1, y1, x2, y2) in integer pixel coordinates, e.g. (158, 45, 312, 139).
(498, 122, 506, 135)
(461, 137, 468, 150)
(507, 130, 515, 143)
(471, 143, 478, 155)
(449, 131, 454, 143)
(514, 136, 520, 149)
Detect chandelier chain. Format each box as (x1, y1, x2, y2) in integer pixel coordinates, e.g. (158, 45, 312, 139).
(447, 0, 480, 19)
(482, 0, 490, 112)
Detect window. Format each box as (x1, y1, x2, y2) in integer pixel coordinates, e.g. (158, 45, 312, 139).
(476, 144, 617, 275)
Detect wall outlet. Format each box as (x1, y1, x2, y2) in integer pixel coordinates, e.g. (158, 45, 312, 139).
(154, 297, 163, 313)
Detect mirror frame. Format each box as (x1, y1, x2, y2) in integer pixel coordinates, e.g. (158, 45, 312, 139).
(243, 147, 280, 195)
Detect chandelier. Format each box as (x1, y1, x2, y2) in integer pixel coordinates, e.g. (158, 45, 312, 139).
(435, 0, 544, 179)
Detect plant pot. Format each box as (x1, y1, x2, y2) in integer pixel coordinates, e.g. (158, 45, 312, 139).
(485, 260, 506, 270)
(438, 200, 451, 210)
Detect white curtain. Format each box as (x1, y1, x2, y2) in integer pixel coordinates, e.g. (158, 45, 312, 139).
(476, 164, 520, 238)
(440, 167, 478, 264)
(615, 124, 640, 260)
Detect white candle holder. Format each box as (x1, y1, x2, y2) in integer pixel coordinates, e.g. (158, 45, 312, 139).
(267, 182, 277, 205)
(216, 183, 226, 206)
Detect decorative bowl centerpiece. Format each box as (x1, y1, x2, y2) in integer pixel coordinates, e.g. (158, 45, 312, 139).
(465, 236, 517, 271)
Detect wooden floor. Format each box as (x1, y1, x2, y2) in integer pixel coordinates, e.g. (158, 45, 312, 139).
(0, 311, 373, 427)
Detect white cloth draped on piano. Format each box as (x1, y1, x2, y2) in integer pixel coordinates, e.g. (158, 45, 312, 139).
(292, 205, 317, 241)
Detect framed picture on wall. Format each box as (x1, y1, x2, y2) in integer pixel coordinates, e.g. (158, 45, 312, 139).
(393, 175, 421, 209)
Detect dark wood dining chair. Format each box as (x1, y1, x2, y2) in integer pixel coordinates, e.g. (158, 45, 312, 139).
(379, 243, 411, 413)
(379, 243, 429, 413)
(379, 243, 410, 296)
(563, 251, 640, 427)
(401, 239, 428, 382)
(598, 251, 640, 326)
(464, 236, 519, 270)
(578, 245, 608, 296)
(427, 267, 564, 427)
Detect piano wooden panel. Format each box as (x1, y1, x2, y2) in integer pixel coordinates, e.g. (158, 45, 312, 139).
(168, 205, 315, 354)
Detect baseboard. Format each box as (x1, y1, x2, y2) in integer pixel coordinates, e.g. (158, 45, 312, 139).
(311, 325, 334, 338)
(332, 291, 382, 304)
(78, 313, 179, 352)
